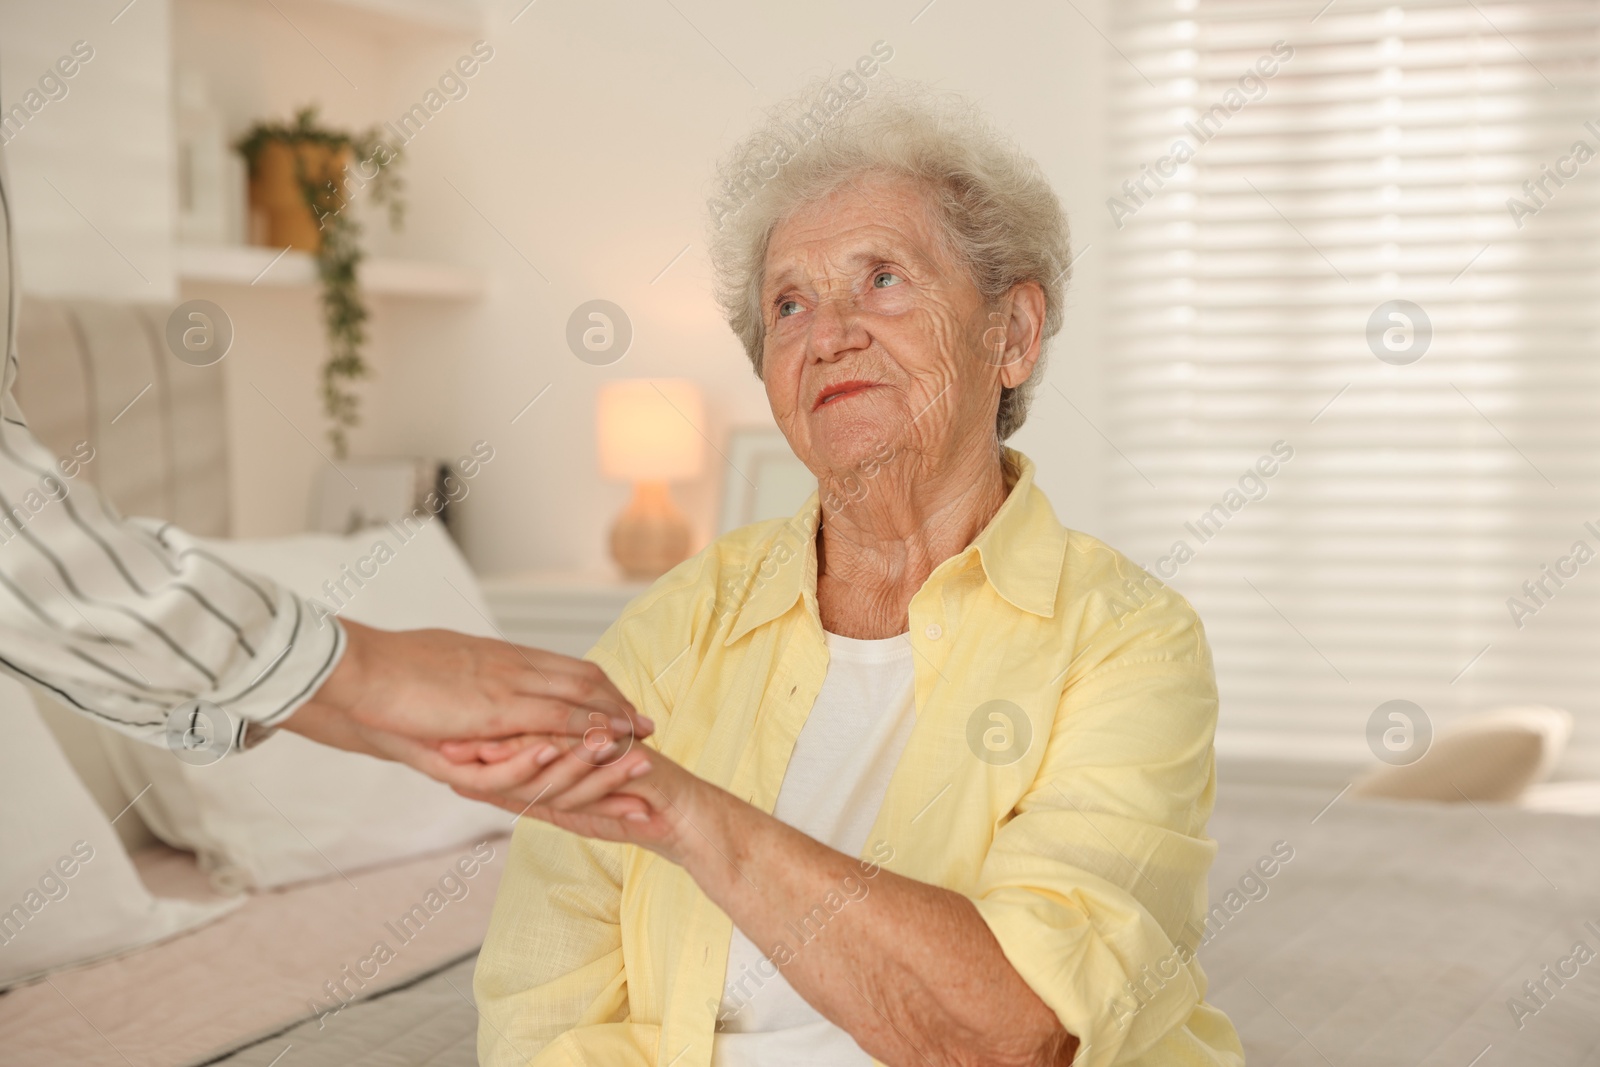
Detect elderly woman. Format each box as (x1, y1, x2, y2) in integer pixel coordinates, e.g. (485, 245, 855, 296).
(471, 79, 1243, 1067)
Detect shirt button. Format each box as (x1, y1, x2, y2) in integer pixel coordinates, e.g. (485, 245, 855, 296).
(924, 623, 943, 640)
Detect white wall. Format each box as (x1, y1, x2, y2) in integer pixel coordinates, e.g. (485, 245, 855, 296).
(6, 0, 1111, 575)
(1, 0, 174, 302)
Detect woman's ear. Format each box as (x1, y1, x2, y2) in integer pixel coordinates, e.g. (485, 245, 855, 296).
(995, 280, 1047, 390)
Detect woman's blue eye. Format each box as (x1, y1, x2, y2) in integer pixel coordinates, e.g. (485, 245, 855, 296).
(777, 299, 801, 317)
(873, 271, 901, 288)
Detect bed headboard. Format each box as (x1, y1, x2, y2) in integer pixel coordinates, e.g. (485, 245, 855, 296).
(15, 298, 231, 538)
(14, 296, 234, 851)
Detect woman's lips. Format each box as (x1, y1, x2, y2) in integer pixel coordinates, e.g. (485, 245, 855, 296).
(813, 382, 877, 410)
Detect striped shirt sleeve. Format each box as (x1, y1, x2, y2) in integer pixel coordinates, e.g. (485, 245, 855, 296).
(0, 148, 346, 749)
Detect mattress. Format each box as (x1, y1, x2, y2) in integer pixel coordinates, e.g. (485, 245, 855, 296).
(7, 786, 1600, 1066)
(0, 835, 508, 1067)
(202, 953, 480, 1066)
(1205, 783, 1600, 1065)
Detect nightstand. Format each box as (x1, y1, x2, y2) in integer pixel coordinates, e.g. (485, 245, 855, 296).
(477, 569, 650, 658)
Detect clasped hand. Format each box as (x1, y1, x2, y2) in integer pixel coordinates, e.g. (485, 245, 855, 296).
(447, 733, 738, 873)
(285, 619, 736, 871)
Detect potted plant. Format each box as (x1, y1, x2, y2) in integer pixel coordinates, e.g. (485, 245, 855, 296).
(235, 107, 405, 457)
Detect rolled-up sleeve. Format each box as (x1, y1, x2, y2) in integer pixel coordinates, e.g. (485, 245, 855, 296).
(473, 622, 654, 1067)
(473, 552, 712, 1065)
(474, 816, 656, 1067)
(969, 586, 1229, 1066)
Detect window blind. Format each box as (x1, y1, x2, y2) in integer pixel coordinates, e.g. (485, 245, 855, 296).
(1104, 0, 1600, 774)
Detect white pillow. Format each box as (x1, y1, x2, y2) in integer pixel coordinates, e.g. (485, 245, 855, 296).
(0, 677, 238, 989)
(1351, 705, 1573, 803)
(98, 520, 510, 891)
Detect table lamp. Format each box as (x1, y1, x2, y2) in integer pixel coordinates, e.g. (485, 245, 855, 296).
(597, 379, 706, 580)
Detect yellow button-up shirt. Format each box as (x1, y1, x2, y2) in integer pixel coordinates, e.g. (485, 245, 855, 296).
(475, 446, 1244, 1067)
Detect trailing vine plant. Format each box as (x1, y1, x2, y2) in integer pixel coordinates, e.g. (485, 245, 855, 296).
(236, 107, 404, 457)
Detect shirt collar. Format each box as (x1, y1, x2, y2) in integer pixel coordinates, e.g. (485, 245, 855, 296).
(722, 446, 1069, 646)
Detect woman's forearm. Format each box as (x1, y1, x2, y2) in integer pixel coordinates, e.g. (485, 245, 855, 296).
(685, 797, 1077, 1067)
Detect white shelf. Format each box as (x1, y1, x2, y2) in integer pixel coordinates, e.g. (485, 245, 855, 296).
(177, 244, 485, 300)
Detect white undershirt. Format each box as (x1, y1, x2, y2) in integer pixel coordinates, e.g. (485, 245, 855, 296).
(710, 629, 917, 1067)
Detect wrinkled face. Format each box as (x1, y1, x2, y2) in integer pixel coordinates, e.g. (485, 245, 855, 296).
(758, 173, 1006, 476)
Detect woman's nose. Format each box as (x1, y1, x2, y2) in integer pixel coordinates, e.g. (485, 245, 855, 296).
(806, 293, 868, 361)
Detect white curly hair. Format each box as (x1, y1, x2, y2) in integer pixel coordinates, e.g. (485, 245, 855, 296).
(705, 74, 1073, 441)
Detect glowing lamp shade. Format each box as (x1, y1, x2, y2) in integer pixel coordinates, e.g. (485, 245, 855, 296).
(597, 379, 705, 580)
(597, 379, 705, 483)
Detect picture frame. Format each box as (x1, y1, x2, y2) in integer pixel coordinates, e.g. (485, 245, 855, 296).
(717, 426, 816, 536)
(309, 458, 452, 536)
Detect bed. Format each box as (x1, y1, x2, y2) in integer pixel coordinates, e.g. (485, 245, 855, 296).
(6, 782, 1599, 1066)
(0, 840, 505, 1066)
(5, 298, 1599, 1065)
